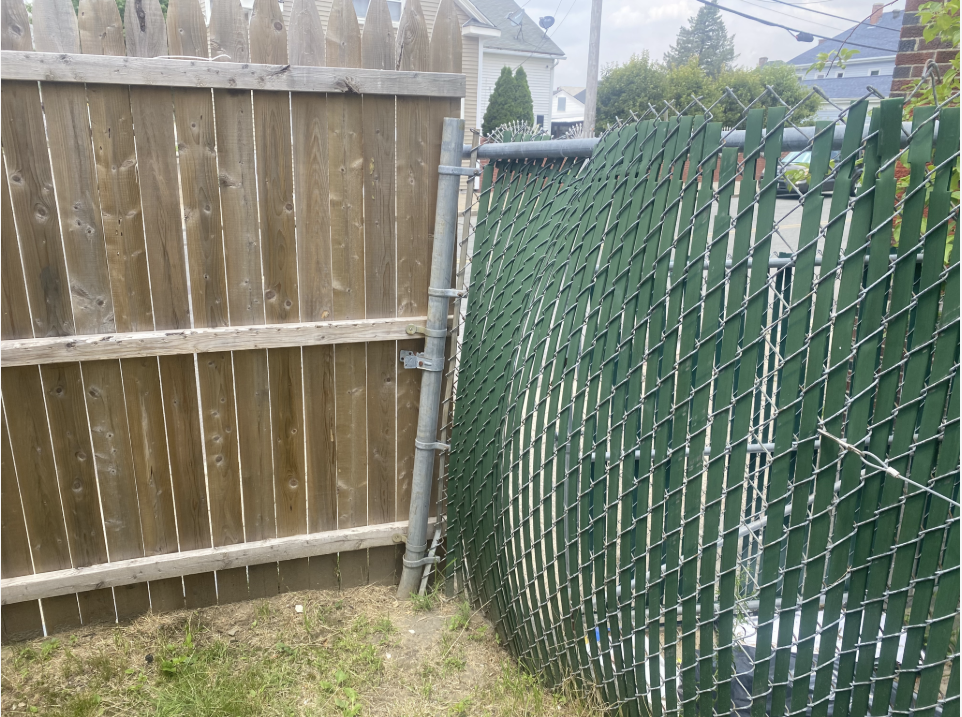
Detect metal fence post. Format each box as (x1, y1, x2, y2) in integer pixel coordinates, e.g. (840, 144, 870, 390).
(397, 117, 467, 599)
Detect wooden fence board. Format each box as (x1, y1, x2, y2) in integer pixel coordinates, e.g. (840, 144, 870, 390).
(121, 0, 189, 612)
(395, 0, 430, 520)
(250, 0, 308, 593)
(288, 0, 338, 578)
(1, 405, 45, 641)
(77, 0, 153, 624)
(1, 162, 32, 341)
(363, 0, 398, 529)
(327, 0, 368, 587)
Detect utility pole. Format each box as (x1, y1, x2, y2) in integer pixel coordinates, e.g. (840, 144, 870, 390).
(582, 0, 603, 137)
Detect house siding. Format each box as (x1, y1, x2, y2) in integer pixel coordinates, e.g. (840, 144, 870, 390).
(462, 34, 480, 140)
(481, 52, 555, 130)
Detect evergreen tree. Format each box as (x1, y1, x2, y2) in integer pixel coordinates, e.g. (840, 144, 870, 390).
(513, 67, 536, 127)
(664, 3, 736, 78)
(482, 66, 535, 135)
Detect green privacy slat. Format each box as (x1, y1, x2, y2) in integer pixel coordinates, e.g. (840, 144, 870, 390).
(692, 144, 739, 717)
(761, 118, 835, 717)
(711, 108, 766, 715)
(785, 99, 870, 717)
(444, 99, 958, 717)
(846, 105, 938, 717)
(829, 99, 906, 717)
(807, 104, 887, 717)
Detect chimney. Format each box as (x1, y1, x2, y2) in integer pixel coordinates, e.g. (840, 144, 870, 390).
(818, 38, 826, 44)
(870, 3, 884, 24)
(758, 56, 768, 67)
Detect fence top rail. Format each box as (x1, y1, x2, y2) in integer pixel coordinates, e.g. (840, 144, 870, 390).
(462, 120, 936, 159)
(0, 50, 467, 98)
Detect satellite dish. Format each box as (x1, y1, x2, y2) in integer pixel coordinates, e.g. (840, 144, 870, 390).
(506, 10, 523, 26)
(539, 16, 555, 31)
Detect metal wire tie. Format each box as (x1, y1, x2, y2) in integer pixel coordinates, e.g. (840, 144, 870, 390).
(438, 165, 482, 177)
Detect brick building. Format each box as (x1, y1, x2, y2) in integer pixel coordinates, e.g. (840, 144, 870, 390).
(890, 0, 959, 95)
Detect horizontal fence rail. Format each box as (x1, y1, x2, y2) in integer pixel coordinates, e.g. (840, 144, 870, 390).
(446, 91, 960, 717)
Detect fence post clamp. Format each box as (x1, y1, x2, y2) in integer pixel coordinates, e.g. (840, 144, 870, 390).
(402, 555, 440, 568)
(438, 165, 482, 177)
(406, 324, 447, 339)
(415, 438, 449, 451)
(428, 287, 466, 299)
(399, 350, 443, 371)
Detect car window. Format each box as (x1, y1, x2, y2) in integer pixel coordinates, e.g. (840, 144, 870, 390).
(781, 151, 811, 164)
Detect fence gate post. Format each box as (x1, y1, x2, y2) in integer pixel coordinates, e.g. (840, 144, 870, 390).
(397, 116, 467, 599)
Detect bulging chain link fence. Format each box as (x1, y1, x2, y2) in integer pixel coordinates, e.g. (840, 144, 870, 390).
(441, 86, 960, 716)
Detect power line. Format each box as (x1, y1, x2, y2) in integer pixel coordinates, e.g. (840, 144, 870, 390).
(757, 0, 901, 31)
(696, 0, 897, 52)
(733, 0, 851, 33)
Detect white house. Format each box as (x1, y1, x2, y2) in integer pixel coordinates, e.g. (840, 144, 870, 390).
(551, 86, 585, 137)
(784, 4, 904, 120)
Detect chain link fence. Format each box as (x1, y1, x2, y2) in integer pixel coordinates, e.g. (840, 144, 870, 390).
(441, 85, 959, 716)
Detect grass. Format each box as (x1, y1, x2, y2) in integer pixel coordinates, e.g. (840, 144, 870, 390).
(1, 586, 605, 716)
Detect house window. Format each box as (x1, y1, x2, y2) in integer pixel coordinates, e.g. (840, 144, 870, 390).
(870, 69, 880, 76)
(836, 72, 844, 78)
(536, 114, 544, 127)
(817, 74, 825, 79)
(558, 97, 566, 111)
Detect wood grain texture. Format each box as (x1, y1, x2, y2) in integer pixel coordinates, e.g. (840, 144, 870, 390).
(209, 0, 262, 328)
(158, 354, 211, 552)
(395, 0, 430, 520)
(363, 0, 397, 526)
(31, 0, 80, 53)
(195, 351, 243, 547)
(1, 403, 45, 639)
(269, 347, 306, 537)
(1, 51, 467, 97)
(232, 350, 275, 542)
(250, 0, 298, 324)
(78, 0, 124, 56)
(303, 345, 338, 533)
(290, 0, 332, 323)
(0, 368, 71, 573)
(2, 520, 423, 603)
(0, 81, 73, 338)
(38, 362, 108, 568)
(327, 0, 368, 537)
(1, 164, 32, 341)
(0, 0, 32, 52)
(81, 360, 145, 562)
(124, 0, 167, 58)
(119, 357, 179, 558)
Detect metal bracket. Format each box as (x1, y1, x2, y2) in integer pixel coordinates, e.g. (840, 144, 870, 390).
(403, 555, 440, 568)
(399, 350, 443, 371)
(428, 286, 467, 299)
(438, 165, 482, 177)
(406, 324, 447, 339)
(415, 438, 450, 452)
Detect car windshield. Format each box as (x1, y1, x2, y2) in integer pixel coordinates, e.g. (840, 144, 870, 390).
(781, 151, 812, 165)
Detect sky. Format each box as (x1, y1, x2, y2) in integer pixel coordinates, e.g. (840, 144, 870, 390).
(514, 0, 906, 88)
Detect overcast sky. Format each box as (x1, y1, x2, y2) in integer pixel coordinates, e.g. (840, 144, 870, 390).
(515, 0, 906, 88)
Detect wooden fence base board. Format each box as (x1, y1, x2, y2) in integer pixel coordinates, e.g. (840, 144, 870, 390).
(1, 601, 44, 643)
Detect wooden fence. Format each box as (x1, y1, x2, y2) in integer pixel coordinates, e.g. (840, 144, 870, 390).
(0, 0, 464, 641)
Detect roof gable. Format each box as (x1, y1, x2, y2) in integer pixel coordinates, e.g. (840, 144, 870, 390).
(470, 0, 565, 56)
(788, 10, 904, 65)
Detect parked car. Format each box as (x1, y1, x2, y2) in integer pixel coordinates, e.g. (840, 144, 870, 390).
(776, 150, 862, 197)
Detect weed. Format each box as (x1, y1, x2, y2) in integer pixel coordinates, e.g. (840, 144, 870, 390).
(410, 591, 437, 613)
(447, 601, 471, 631)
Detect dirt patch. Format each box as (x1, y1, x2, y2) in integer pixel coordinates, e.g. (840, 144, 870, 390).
(1, 586, 605, 716)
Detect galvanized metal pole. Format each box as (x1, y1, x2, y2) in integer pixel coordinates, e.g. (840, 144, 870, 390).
(398, 117, 467, 599)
